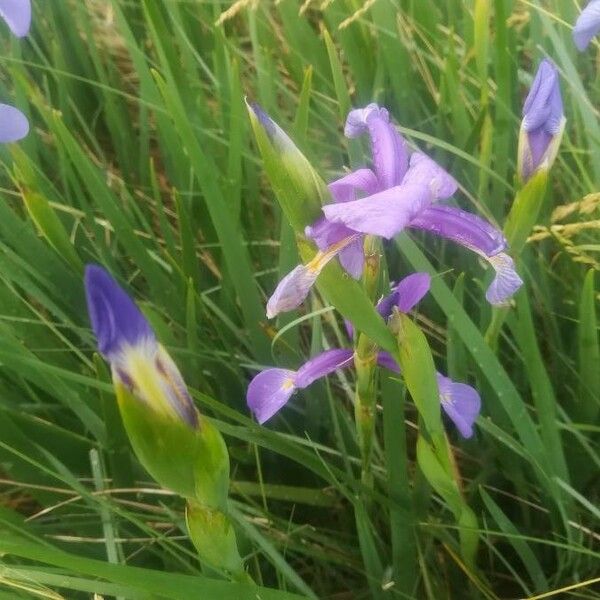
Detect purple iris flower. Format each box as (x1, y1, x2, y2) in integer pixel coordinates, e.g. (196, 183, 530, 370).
(0, 103, 29, 142)
(250, 272, 481, 437)
(265, 103, 522, 317)
(0, 0, 31, 37)
(573, 0, 600, 51)
(84, 264, 198, 428)
(518, 59, 565, 182)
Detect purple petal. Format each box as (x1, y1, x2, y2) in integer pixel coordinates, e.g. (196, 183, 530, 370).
(0, 0, 31, 37)
(573, 0, 600, 51)
(520, 60, 564, 180)
(485, 253, 523, 305)
(266, 264, 319, 319)
(0, 103, 29, 142)
(375, 272, 431, 321)
(409, 205, 507, 257)
(246, 368, 297, 424)
(402, 152, 458, 200)
(84, 264, 155, 361)
(437, 374, 481, 438)
(377, 351, 401, 373)
(395, 272, 431, 312)
(295, 348, 354, 388)
(306, 217, 355, 250)
(328, 168, 379, 203)
(344, 104, 409, 189)
(305, 218, 365, 279)
(344, 103, 387, 138)
(323, 184, 433, 240)
(338, 238, 365, 279)
(267, 237, 360, 317)
(522, 60, 563, 133)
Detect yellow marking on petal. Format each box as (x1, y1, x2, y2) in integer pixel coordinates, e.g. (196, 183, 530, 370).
(282, 378, 295, 390)
(307, 234, 361, 273)
(119, 346, 172, 419)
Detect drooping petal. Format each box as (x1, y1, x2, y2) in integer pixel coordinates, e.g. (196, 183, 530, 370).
(573, 0, 600, 51)
(437, 374, 481, 438)
(328, 168, 379, 203)
(246, 368, 297, 424)
(84, 264, 155, 360)
(378, 354, 480, 438)
(402, 152, 458, 200)
(344, 104, 409, 189)
(0, 103, 29, 142)
(485, 253, 524, 305)
(323, 184, 433, 240)
(295, 349, 354, 388)
(266, 236, 360, 318)
(519, 59, 565, 181)
(409, 205, 507, 257)
(247, 349, 354, 424)
(0, 0, 31, 37)
(305, 218, 365, 278)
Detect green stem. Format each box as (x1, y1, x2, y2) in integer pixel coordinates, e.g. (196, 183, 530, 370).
(354, 236, 381, 485)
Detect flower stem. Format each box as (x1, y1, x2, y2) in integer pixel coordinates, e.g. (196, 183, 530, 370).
(354, 236, 381, 485)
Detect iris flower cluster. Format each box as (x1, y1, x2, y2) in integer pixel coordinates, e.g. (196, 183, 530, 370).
(246, 102, 523, 438)
(247, 53, 567, 438)
(265, 103, 522, 318)
(0, 0, 30, 143)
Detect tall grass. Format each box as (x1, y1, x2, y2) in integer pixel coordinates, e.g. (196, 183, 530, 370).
(0, 0, 598, 598)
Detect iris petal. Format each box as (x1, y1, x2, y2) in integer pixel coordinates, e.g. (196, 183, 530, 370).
(323, 184, 433, 240)
(344, 104, 408, 189)
(402, 152, 458, 200)
(246, 368, 297, 424)
(266, 236, 360, 318)
(573, 0, 600, 51)
(0, 103, 29, 142)
(395, 272, 432, 312)
(328, 168, 379, 203)
(485, 253, 524, 305)
(409, 205, 507, 257)
(84, 264, 154, 360)
(437, 374, 481, 438)
(295, 349, 354, 388)
(0, 0, 31, 37)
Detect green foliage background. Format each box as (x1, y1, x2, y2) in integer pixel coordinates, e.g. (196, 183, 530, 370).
(0, 0, 598, 598)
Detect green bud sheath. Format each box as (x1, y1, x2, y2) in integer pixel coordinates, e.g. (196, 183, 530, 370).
(116, 382, 230, 509)
(186, 501, 244, 575)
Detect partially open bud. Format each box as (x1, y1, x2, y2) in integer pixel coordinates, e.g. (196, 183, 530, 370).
(517, 59, 565, 183)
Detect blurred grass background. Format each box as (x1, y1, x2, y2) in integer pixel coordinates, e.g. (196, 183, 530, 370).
(0, 0, 598, 598)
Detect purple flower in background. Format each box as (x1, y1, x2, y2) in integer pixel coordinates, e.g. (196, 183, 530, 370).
(251, 272, 481, 437)
(265, 103, 522, 317)
(518, 59, 565, 182)
(0, 0, 31, 37)
(84, 264, 198, 428)
(573, 0, 600, 51)
(0, 103, 29, 142)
